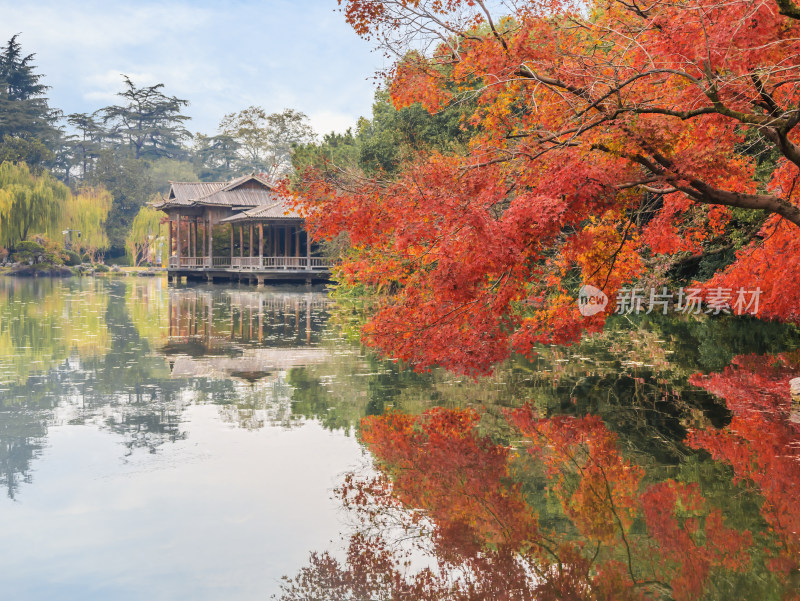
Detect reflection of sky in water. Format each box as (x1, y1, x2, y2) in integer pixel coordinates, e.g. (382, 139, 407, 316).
(0, 278, 363, 600)
(0, 409, 363, 600)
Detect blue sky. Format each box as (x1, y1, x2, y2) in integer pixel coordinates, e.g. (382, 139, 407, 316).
(0, 0, 384, 137)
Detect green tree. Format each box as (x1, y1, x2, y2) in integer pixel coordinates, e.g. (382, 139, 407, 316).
(125, 205, 167, 266)
(145, 157, 198, 194)
(219, 106, 315, 177)
(61, 186, 112, 259)
(0, 35, 62, 168)
(192, 132, 241, 181)
(291, 129, 360, 180)
(293, 90, 469, 177)
(64, 112, 105, 179)
(0, 161, 66, 246)
(90, 151, 154, 252)
(101, 76, 191, 160)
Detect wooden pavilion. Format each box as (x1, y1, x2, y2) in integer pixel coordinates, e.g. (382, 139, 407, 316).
(153, 174, 330, 284)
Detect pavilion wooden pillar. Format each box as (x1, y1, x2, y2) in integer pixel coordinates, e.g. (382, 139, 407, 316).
(192, 218, 197, 259)
(305, 229, 310, 269)
(208, 218, 213, 265)
(230, 224, 234, 263)
(249, 224, 254, 258)
(169, 220, 174, 257)
(284, 227, 289, 258)
(176, 215, 182, 262)
(295, 226, 300, 259)
(239, 224, 244, 258)
(197, 217, 206, 260)
(258, 223, 263, 265)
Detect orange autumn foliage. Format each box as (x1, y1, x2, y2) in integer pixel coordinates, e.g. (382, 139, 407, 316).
(296, 0, 800, 373)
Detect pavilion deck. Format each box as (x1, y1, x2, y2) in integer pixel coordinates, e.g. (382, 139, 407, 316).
(167, 255, 332, 284)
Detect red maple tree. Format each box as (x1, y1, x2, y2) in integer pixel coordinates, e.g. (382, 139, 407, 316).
(296, 0, 800, 373)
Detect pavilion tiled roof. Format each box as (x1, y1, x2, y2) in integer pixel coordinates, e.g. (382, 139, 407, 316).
(169, 182, 226, 203)
(194, 187, 280, 208)
(219, 198, 301, 222)
(157, 174, 281, 210)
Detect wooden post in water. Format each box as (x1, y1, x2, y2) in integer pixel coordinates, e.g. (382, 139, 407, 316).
(306, 296, 311, 344)
(258, 298, 263, 342)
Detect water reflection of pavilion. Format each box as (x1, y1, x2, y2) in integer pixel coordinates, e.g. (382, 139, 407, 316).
(162, 287, 334, 381)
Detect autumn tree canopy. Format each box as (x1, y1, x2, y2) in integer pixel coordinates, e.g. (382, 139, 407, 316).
(297, 0, 800, 374)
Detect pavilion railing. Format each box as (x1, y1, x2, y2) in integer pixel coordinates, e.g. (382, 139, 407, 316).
(170, 256, 331, 271)
(169, 256, 210, 268)
(232, 257, 262, 269)
(231, 256, 332, 270)
(212, 257, 231, 268)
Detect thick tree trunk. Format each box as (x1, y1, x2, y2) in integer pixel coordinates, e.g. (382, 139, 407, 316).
(686, 179, 800, 228)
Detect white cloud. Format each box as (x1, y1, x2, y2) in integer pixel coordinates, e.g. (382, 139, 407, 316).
(308, 110, 359, 137)
(0, 0, 380, 134)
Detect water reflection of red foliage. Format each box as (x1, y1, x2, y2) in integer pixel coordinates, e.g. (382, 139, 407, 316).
(688, 353, 800, 582)
(282, 399, 800, 600)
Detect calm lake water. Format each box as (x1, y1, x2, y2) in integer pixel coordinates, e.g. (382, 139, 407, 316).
(1, 277, 798, 600)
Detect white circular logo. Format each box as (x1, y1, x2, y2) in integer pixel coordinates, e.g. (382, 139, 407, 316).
(578, 285, 608, 317)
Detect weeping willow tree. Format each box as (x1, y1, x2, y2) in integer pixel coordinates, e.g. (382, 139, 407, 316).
(62, 187, 111, 259)
(0, 161, 112, 256)
(0, 161, 65, 247)
(126, 204, 167, 266)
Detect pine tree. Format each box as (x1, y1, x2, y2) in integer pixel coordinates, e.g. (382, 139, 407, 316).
(101, 76, 191, 160)
(0, 35, 61, 167)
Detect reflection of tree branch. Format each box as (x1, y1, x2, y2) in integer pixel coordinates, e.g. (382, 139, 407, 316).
(527, 421, 673, 595)
(776, 0, 800, 19)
